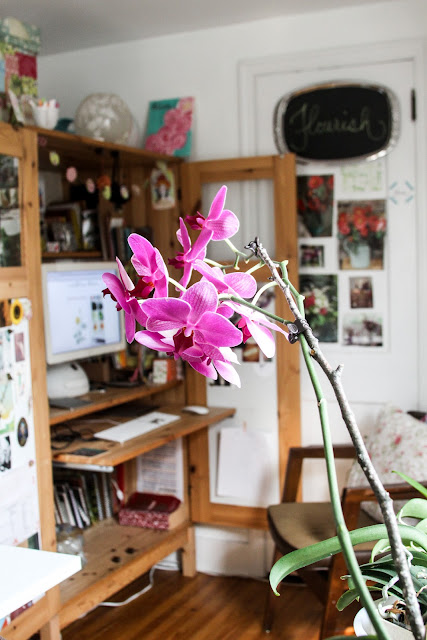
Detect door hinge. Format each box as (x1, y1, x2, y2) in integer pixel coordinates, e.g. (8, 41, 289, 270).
(411, 89, 417, 121)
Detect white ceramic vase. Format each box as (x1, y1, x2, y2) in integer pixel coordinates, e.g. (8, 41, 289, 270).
(354, 607, 414, 639)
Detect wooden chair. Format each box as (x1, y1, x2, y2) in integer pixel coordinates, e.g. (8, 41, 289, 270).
(263, 444, 423, 639)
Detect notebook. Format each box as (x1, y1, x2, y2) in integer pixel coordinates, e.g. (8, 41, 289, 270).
(94, 411, 180, 444)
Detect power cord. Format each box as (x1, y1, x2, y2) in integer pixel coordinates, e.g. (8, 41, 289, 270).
(98, 566, 156, 608)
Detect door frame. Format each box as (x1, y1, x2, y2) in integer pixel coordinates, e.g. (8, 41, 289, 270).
(181, 154, 300, 529)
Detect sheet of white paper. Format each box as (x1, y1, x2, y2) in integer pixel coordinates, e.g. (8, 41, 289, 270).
(0, 545, 81, 618)
(94, 411, 180, 443)
(217, 426, 275, 501)
(136, 438, 184, 501)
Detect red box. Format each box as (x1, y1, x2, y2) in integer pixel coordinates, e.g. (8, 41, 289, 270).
(118, 493, 184, 530)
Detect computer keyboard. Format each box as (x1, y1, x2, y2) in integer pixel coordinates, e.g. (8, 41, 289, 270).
(94, 411, 180, 444)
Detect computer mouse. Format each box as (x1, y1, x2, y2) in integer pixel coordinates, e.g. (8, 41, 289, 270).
(183, 405, 210, 415)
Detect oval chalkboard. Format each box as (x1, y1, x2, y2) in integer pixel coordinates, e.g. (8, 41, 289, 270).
(273, 82, 400, 162)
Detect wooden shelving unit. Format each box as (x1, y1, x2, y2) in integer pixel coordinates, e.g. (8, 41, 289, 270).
(52, 400, 235, 629)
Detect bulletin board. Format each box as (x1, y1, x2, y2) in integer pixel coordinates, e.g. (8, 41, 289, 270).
(0, 298, 41, 547)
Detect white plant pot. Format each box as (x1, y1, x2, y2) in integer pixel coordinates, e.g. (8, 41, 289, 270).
(354, 607, 414, 639)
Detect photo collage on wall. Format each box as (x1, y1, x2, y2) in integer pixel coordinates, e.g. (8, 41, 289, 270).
(0, 298, 41, 548)
(297, 160, 387, 347)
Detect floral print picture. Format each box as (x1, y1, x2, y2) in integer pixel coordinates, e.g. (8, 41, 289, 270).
(337, 199, 386, 270)
(144, 97, 194, 157)
(300, 274, 338, 343)
(297, 174, 334, 238)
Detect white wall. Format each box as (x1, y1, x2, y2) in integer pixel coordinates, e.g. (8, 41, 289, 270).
(37, 0, 427, 576)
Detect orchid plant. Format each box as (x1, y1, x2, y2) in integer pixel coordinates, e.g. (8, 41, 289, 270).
(103, 186, 427, 640)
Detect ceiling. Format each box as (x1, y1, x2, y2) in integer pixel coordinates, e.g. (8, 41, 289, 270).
(1, 0, 398, 56)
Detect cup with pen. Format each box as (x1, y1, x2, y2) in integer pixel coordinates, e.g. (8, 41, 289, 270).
(30, 98, 60, 129)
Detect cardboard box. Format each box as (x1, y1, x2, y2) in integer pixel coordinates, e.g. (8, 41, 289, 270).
(118, 493, 185, 530)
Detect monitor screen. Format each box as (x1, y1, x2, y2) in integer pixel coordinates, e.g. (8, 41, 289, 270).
(41, 261, 125, 365)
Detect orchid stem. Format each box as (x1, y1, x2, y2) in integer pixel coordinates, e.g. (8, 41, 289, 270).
(222, 294, 289, 325)
(252, 281, 277, 306)
(168, 277, 187, 292)
(254, 239, 425, 640)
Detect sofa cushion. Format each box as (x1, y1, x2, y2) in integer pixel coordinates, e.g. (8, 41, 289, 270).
(347, 404, 427, 521)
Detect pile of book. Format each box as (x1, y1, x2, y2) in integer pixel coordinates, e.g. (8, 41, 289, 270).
(53, 467, 114, 529)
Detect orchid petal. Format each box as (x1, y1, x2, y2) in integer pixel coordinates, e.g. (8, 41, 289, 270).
(207, 209, 239, 240)
(223, 271, 257, 298)
(206, 186, 227, 221)
(102, 272, 131, 312)
(217, 304, 234, 318)
(189, 360, 218, 380)
(247, 320, 276, 358)
(219, 346, 240, 364)
(134, 329, 173, 352)
(143, 298, 190, 331)
(193, 260, 229, 293)
(215, 360, 241, 387)
(195, 312, 242, 347)
(177, 218, 191, 253)
(128, 298, 148, 328)
(116, 258, 134, 291)
(125, 311, 136, 343)
(128, 234, 157, 271)
(182, 280, 218, 323)
(187, 227, 212, 260)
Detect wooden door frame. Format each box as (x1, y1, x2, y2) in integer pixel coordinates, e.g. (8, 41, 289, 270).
(180, 153, 300, 529)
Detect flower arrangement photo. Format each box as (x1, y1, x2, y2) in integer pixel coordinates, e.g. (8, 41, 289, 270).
(297, 174, 334, 238)
(102, 186, 427, 640)
(338, 199, 387, 270)
(300, 274, 338, 343)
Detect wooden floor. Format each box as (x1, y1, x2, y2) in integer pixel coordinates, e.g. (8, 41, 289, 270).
(61, 569, 357, 640)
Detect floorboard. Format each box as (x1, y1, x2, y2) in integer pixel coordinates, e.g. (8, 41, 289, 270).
(61, 569, 358, 639)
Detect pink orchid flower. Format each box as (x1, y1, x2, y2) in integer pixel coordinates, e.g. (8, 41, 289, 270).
(102, 259, 147, 342)
(128, 233, 169, 298)
(168, 218, 208, 287)
(193, 259, 257, 299)
(185, 185, 239, 242)
(135, 280, 243, 384)
(230, 304, 289, 359)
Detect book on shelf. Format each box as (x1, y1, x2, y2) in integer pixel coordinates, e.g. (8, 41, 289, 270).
(52, 466, 115, 528)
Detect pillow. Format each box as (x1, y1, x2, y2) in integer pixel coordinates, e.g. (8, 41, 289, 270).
(347, 404, 427, 522)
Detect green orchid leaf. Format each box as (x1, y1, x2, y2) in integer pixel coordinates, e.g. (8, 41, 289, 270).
(370, 538, 391, 560)
(398, 498, 427, 520)
(393, 470, 427, 499)
(269, 523, 427, 595)
(415, 518, 427, 535)
(336, 585, 380, 611)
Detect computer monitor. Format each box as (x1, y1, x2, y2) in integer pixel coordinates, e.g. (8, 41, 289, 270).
(41, 260, 126, 367)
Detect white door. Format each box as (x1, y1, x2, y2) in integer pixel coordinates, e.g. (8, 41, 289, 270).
(239, 44, 422, 499)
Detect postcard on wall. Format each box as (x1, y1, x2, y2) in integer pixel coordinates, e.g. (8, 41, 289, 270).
(297, 174, 334, 238)
(342, 312, 383, 347)
(144, 97, 194, 157)
(337, 199, 386, 270)
(349, 276, 374, 309)
(299, 274, 338, 343)
(338, 158, 386, 196)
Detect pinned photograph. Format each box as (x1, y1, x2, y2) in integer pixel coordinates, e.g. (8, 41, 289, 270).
(0, 435, 11, 472)
(297, 174, 334, 238)
(300, 274, 338, 342)
(342, 313, 383, 347)
(350, 277, 374, 309)
(300, 244, 325, 268)
(337, 199, 386, 270)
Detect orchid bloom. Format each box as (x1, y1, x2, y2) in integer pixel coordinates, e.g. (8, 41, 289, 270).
(232, 304, 289, 359)
(185, 185, 239, 243)
(102, 258, 147, 342)
(135, 280, 243, 385)
(168, 218, 208, 287)
(128, 233, 169, 298)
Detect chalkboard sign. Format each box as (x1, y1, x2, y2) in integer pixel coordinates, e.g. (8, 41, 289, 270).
(273, 82, 400, 162)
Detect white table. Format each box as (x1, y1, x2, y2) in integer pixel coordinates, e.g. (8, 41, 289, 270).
(0, 545, 81, 619)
